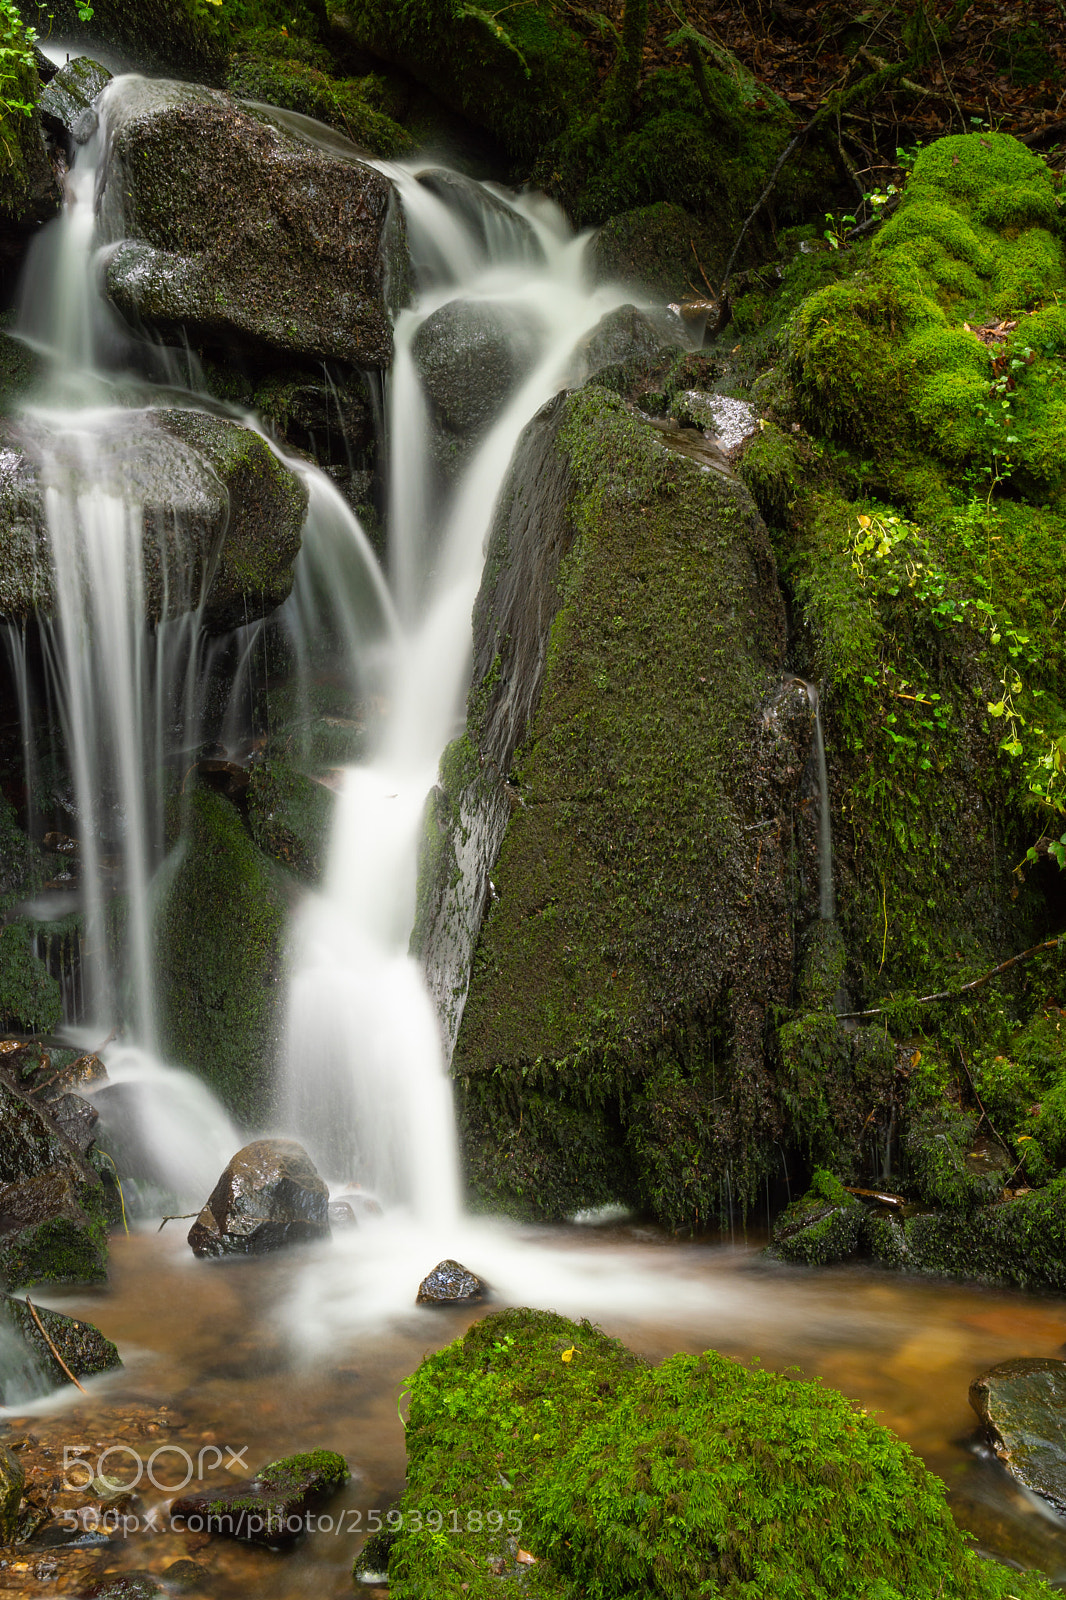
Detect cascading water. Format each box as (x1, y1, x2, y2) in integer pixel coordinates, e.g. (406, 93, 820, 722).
(278, 164, 637, 1221)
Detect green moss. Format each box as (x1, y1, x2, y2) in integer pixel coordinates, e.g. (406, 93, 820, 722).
(153, 786, 286, 1123)
(0, 924, 61, 1035)
(0, 328, 43, 416)
(454, 387, 785, 1230)
(245, 759, 332, 883)
(256, 1449, 348, 1496)
(389, 1306, 1049, 1600)
(768, 1169, 863, 1265)
(777, 1011, 895, 1176)
(227, 51, 412, 156)
(0, 1212, 108, 1291)
(904, 1105, 1008, 1212)
(905, 1178, 1066, 1291)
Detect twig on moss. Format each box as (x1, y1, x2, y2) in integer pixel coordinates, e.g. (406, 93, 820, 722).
(834, 935, 1063, 1021)
(25, 1296, 88, 1393)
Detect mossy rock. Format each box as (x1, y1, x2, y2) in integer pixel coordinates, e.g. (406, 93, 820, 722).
(905, 1179, 1066, 1291)
(388, 1305, 1052, 1599)
(588, 201, 729, 299)
(245, 760, 333, 883)
(448, 387, 792, 1229)
(904, 1105, 1010, 1212)
(153, 786, 286, 1124)
(0, 329, 45, 418)
(0, 10, 60, 237)
(1, 1290, 120, 1383)
(226, 50, 412, 157)
(768, 1168, 863, 1266)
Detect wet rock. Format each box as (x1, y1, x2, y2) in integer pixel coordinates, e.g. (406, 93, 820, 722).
(903, 1180, 1066, 1291)
(0, 330, 45, 417)
(0, 1442, 25, 1541)
(411, 300, 539, 436)
(101, 79, 395, 369)
(970, 1357, 1066, 1513)
(0, 1170, 108, 1290)
(20, 0, 228, 83)
(415, 169, 542, 270)
(188, 1139, 330, 1258)
(0, 409, 308, 632)
(862, 1209, 909, 1268)
(245, 759, 333, 883)
(328, 1201, 358, 1228)
(768, 1170, 863, 1266)
(170, 1448, 348, 1546)
(1, 1290, 121, 1388)
(161, 1560, 210, 1593)
(37, 57, 112, 158)
(86, 1574, 163, 1600)
(905, 1107, 1010, 1212)
(51, 1094, 98, 1157)
(589, 203, 728, 302)
(354, 1527, 395, 1582)
(578, 304, 682, 382)
(416, 1259, 489, 1304)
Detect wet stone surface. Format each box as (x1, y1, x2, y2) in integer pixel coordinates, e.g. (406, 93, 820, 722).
(416, 1259, 489, 1305)
(970, 1356, 1066, 1514)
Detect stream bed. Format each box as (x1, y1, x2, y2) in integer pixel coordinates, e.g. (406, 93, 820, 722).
(6, 1222, 1066, 1596)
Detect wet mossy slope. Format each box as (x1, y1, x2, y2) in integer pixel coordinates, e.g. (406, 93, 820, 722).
(383, 1306, 1053, 1600)
(451, 388, 793, 1228)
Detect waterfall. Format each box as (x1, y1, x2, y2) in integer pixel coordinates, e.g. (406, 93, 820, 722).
(278, 163, 635, 1219)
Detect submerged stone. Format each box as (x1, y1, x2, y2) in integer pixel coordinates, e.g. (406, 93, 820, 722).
(188, 1139, 330, 1258)
(100, 78, 395, 369)
(416, 1259, 488, 1304)
(970, 1357, 1066, 1515)
(170, 1448, 348, 1546)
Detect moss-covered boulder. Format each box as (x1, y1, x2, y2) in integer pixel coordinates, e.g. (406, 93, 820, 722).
(99, 79, 395, 370)
(386, 1306, 1051, 1599)
(0, 1444, 24, 1543)
(419, 386, 836, 1229)
(904, 1180, 1066, 1292)
(245, 761, 332, 883)
(225, 44, 411, 157)
(768, 1167, 864, 1265)
(0, 410, 307, 632)
(0, 1077, 109, 1289)
(589, 202, 729, 301)
(153, 787, 287, 1124)
(904, 1105, 1010, 1211)
(0, 6, 60, 283)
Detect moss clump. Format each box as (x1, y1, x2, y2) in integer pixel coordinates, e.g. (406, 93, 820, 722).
(227, 50, 412, 156)
(0, 794, 59, 1033)
(904, 1105, 1009, 1212)
(22, 0, 227, 82)
(787, 133, 1066, 492)
(0, 1210, 107, 1291)
(153, 786, 286, 1124)
(905, 1179, 1066, 1291)
(388, 1306, 1050, 1600)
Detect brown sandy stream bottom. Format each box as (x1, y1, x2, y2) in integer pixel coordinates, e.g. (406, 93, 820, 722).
(3, 1222, 1066, 1597)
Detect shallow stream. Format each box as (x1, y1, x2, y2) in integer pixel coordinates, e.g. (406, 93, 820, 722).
(7, 1222, 1066, 1595)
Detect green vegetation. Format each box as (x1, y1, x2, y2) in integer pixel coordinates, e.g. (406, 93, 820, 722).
(387, 1307, 1053, 1599)
(153, 785, 286, 1124)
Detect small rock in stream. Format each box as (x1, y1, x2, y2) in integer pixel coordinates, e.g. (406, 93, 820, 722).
(188, 1139, 330, 1258)
(170, 1449, 348, 1547)
(416, 1259, 489, 1305)
(969, 1356, 1066, 1513)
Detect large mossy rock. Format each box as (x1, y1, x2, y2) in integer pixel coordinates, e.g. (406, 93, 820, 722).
(1, 1290, 121, 1391)
(99, 78, 396, 369)
(153, 787, 287, 1124)
(419, 387, 818, 1229)
(0, 9, 60, 286)
(0, 410, 308, 632)
(386, 1306, 1051, 1600)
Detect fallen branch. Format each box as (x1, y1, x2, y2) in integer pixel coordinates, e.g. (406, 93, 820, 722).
(835, 935, 1062, 1021)
(25, 1296, 88, 1393)
(157, 1212, 200, 1231)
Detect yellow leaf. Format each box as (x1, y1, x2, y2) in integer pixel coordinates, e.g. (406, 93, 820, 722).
(516, 1549, 537, 1565)
(857, 514, 872, 528)
(560, 1346, 575, 1363)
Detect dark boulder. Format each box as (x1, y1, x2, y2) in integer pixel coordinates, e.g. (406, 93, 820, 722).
(589, 203, 729, 301)
(1, 1290, 121, 1390)
(970, 1357, 1066, 1514)
(0, 1170, 108, 1289)
(100, 79, 395, 369)
(415, 168, 543, 270)
(19, 0, 229, 84)
(188, 1139, 330, 1258)
(411, 300, 540, 436)
(0, 409, 308, 633)
(51, 1093, 99, 1156)
(416, 1259, 489, 1304)
(578, 304, 683, 383)
(37, 57, 112, 158)
(170, 1449, 348, 1546)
